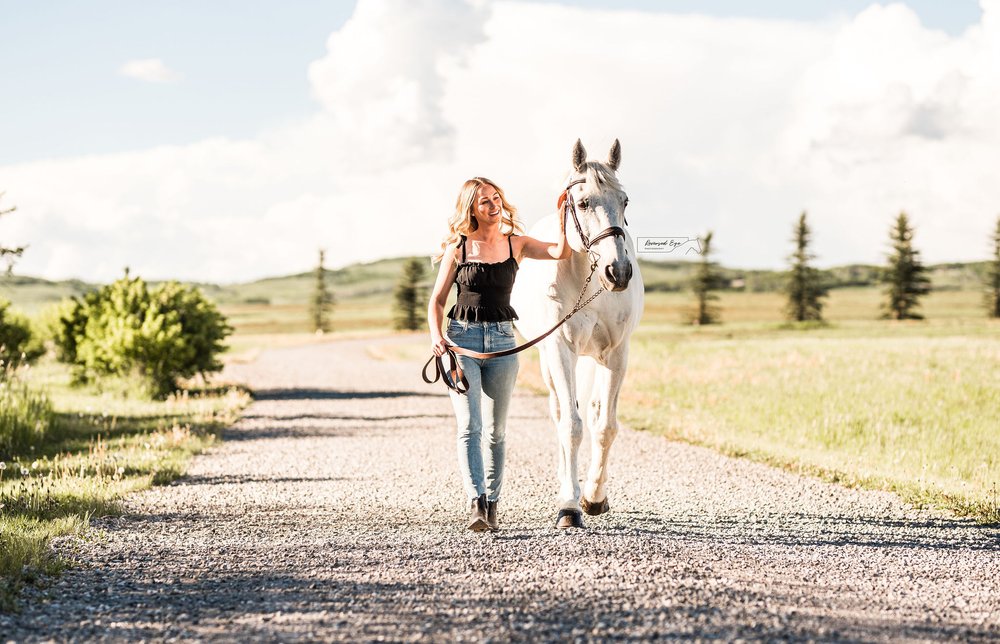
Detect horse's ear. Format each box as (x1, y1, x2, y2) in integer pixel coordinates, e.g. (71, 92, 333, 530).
(607, 139, 621, 171)
(572, 139, 587, 172)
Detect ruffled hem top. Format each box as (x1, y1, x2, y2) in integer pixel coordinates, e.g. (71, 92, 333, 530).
(447, 236, 519, 322)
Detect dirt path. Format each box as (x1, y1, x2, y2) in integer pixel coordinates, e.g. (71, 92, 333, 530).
(4, 336, 999, 641)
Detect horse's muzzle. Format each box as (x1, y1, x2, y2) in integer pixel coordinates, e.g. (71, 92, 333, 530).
(603, 261, 633, 291)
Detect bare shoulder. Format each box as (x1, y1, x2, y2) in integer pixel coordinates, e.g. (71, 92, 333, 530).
(510, 234, 527, 261)
(441, 240, 461, 263)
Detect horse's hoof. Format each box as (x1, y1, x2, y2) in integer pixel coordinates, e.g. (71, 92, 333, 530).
(556, 509, 585, 529)
(580, 496, 610, 516)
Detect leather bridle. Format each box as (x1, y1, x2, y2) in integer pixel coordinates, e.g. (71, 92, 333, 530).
(423, 177, 630, 395)
(562, 177, 629, 251)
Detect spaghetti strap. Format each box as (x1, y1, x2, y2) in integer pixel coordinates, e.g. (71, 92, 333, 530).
(508, 235, 513, 259)
(460, 235, 467, 262)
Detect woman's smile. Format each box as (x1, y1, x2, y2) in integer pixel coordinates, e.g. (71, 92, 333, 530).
(475, 184, 503, 220)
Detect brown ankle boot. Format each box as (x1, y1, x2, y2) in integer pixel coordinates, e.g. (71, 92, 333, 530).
(486, 500, 499, 532)
(468, 494, 489, 532)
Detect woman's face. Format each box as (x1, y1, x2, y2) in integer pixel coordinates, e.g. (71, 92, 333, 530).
(473, 184, 503, 227)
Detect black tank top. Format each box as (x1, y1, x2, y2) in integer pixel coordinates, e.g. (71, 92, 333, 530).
(447, 235, 519, 322)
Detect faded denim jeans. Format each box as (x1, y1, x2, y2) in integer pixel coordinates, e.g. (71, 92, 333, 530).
(446, 319, 520, 502)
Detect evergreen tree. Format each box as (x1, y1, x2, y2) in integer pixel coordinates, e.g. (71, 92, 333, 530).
(310, 249, 334, 333)
(0, 192, 26, 272)
(882, 212, 931, 320)
(394, 258, 428, 331)
(987, 215, 1000, 319)
(785, 212, 828, 322)
(690, 231, 721, 325)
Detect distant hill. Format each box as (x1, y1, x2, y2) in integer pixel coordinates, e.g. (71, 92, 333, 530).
(1, 257, 991, 312)
(0, 275, 99, 311)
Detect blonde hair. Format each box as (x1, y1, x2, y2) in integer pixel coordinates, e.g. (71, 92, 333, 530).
(432, 177, 524, 264)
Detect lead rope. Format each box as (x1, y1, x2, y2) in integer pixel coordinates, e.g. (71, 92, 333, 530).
(423, 179, 617, 395)
(423, 256, 603, 396)
(422, 257, 602, 395)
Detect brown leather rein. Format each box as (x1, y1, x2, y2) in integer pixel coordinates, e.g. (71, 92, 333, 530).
(422, 178, 628, 395)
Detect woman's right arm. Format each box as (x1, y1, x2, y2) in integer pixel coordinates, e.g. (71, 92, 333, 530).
(427, 243, 459, 356)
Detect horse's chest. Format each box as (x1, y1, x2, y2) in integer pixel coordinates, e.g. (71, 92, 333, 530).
(562, 310, 630, 360)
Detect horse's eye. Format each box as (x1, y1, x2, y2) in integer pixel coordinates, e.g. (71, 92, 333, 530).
(623, 197, 629, 208)
(578, 199, 589, 210)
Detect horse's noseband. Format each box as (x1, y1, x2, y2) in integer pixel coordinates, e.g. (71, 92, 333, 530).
(564, 178, 628, 251)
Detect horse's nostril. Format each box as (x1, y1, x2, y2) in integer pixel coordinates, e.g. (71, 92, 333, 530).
(605, 263, 632, 286)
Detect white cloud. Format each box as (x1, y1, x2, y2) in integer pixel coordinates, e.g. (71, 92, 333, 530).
(119, 58, 183, 83)
(4, 0, 1000, 283)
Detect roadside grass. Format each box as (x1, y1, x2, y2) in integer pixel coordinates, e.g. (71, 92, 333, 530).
(621, 324, 1000, 524)
(0, 358, 249, 611)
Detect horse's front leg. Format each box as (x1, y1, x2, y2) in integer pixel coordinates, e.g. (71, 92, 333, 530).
(581, 344, 628, 516)
(540, 341, 584, 528)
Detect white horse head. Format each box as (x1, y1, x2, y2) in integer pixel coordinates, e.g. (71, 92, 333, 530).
(564, 139, 634, 292)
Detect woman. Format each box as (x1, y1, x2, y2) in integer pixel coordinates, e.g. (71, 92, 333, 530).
(428, 177, 570, 532)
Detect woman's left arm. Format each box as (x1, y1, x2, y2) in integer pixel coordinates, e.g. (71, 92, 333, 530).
(517, 210, 571, 261)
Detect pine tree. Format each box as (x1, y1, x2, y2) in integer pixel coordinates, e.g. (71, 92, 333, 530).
(987, 215, 1000, 319)
(310, 249, 334, 333)
(785, 212, 828, 322)
(690, 231, 721, 325)
(394, 258, 428, 331)
(0, 192, 26, 272)
(882, 212, 931, 320)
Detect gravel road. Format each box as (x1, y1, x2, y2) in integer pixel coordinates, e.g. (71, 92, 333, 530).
(3, 335, 999, 642)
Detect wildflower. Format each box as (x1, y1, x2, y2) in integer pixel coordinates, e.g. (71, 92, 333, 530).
(0, 462, 6, 471)
(31, 461, 39, 470)
(20, 468, 30, 477)
(116, 467, 125, 475)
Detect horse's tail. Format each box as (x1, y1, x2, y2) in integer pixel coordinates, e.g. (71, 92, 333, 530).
(575, 356, 597, 431)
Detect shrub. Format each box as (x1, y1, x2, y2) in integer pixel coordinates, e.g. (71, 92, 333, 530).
(55, 276, 232, 398)
(0, 299, 44, 365)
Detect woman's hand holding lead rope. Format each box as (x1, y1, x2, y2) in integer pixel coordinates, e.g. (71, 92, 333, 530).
(422, 341, 469, 395)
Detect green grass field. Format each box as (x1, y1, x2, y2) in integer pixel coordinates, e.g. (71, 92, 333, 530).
(620, 320, 1000, 522)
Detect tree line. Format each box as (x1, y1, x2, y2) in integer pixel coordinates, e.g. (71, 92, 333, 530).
(388, 211, 1000, 330)
(692, 212, 1000, 324)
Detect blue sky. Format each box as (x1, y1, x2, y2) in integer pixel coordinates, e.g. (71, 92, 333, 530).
(1, 0, 996, 282)
(0, 1, 982, 164)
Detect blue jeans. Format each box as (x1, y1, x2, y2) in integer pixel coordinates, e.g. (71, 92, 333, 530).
(446, 319, 520, 502)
